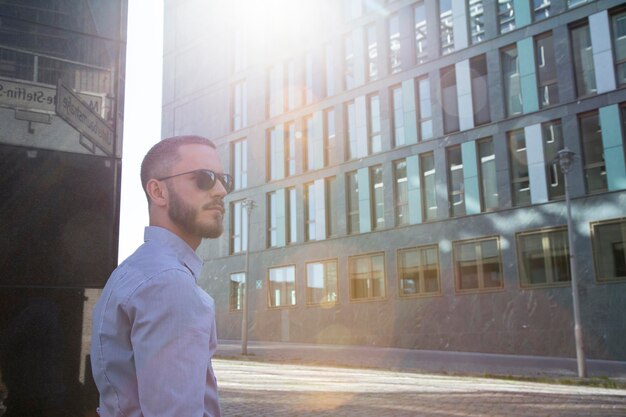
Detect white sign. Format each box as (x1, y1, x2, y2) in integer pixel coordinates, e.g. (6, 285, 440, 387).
(56, 81, 114, 156)
(0, 76, 104, 116)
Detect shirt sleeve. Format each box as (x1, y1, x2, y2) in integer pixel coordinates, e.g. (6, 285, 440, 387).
(126, 268, 212, 417)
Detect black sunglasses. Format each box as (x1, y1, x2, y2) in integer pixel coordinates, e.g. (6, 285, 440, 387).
(157, 169, 234, 193)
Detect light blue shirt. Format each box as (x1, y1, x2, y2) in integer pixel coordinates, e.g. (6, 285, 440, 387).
(91, 226, 221, 417)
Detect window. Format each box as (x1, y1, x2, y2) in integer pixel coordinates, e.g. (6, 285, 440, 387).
(325, 176, 338, 237)
(229, 272, 245, 310)
(441, 65, 459, 133)
(543, 120, 565, 200)
(453, 237, 503, 292)
(478, 138, 498, 211)
(231, 138, 247, 191)
(389, 13, 401, 74)
(568, 0, 594, 8)
(394, 159, 408, 226)
(471, 54, 490, 125)
(535, 32, 558, 108)
(349, 252, 386, 301)
(366, 23, 378, 82)
(268, 265, 296, 308)
(440, 0, 454, 55)
(303, 115, 315, 171)
(368, 94, 382, 154)
(508, 129, 530, 206)
(345, 100, 357, 160)
(579, 111, 607, 193)
(447, 146, 465, 217)
(347, 171, 359, 234)
(533, 0, 551, 21)
(267, 191, 278, 247)
(391, 85, 405, 147)
(286, 58, 297, 111)
(306, 259, 338, 305)
(502, 45, 522, 117)
(344, 33, 355, 90)
(517, 227, 570, 288)
(230, 200, 247, 254)
(571, 23, 596, 97)
(416, 76, 433, 140)
(323, 108, 335, 166)
(398, 245, 440, 296)
(498, 0, 515, 34)
(371, 165, 385, 230)
(592, 218, 626, 282)
(414, 2, 427, 64)
(231, 80, 247, 131)
(304, 52, 314, 105)
(267, 64, 283, 117)
(469, 0, 485, 44)
(305, 182, 316, 241)
(612, 9, 626, 87)
(325, 43, 335, 97)
(267, 127, 280, 181)
(287, 187, 297, 244)
(285, 122, 296, 177)
(421, 152, 437, 221)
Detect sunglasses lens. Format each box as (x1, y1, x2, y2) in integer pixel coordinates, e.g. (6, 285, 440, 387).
(219, 174, 234, 193)
(196, 171, 216, 190)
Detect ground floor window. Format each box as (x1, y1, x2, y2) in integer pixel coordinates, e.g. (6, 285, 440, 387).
(453, 237, 503, 292)
(229, 272, 245, 310)
(268, 265, 296, 308)
(517, 227, 570, 288)
(348, 252, 386, 301)
(397, 245, 440, 296)
(306, 259, 338, 305)
(592, 218, 626, 282)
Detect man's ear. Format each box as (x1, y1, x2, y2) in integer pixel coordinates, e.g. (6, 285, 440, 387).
(146, 179, 168, 207)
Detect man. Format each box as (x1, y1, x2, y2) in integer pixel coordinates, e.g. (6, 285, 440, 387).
(91, 135, 232, 417)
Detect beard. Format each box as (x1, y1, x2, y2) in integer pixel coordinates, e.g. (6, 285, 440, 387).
(168, 186, 224, 239)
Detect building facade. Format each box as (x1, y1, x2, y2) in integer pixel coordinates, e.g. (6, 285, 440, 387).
(163, 0, 626, 360)
(0, 1, 126, 414)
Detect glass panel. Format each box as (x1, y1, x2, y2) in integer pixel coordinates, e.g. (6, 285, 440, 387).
(346, 101, 357, 159)
(542, 120, 565, 200)
(571, 24, 596, 96)
(421, 152, 437, 221)
(269, 266, 296, 307)
(395, 160, 408, 226)
(536, 33, 559, 108)
(367, 24, 378, 81)
(469, 0, 485, 44)
(371, 166, 384, 229)
(479, 138, 498, 211)
(534, 0, 551, 22)
(389, 14, 402, 73)
(392, 86, 405, 147)
(509, 129, 530, 206)
(447, 146, 465, 217)
(348, 172, 359, 234)
(414, 3, 428, 64)
(579, 112, 606, 193)
(612, 11, 626, 86)
(502, 46, 522, 117)
(369, 95, 381, 153)
(499, 0, 515, 34)
(440, 0, 454, 55)
(344, 33, 355, 90)
(471, 54, 490, 125)
(441, 65, 459, 133)
(418, 77, 433, 140)
(593, 220, 626, 281)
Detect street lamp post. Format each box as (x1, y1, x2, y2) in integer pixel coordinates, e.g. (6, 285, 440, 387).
(241, 198, 255, 355)
(557, 147, 587, 378)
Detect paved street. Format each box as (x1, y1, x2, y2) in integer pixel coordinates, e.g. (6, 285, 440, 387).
(215, 359, 626, 417)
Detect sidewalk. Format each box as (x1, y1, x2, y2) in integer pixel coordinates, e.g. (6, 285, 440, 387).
(216, 339, 626, 380)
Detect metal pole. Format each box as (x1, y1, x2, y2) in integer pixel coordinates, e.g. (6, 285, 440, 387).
(241, 199, 254, 355)
(559, 148, 587, 378)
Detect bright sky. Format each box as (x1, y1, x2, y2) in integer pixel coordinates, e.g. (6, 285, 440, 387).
(118, 0, 164, 261)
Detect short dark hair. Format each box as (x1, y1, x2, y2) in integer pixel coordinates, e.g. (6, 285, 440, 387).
(140, 135, 216, 204)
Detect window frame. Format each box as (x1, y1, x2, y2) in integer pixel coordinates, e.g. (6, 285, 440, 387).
(516, 226, 571, 289)
(348, 251, 387, 302)
(453, 236, 504, 294)
(591, 217, 626, 283)
(397, 244, 441, 298)
(267, 264, 297, 309)
(305, 258, 339, 306)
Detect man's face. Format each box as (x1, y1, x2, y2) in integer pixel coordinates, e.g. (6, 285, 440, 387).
(164, 144, 227, 240)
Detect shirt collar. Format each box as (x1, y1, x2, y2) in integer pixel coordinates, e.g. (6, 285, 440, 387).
(143, 226, 203, 279)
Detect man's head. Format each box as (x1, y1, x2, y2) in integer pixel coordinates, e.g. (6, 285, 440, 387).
(141, 135, 232, 248)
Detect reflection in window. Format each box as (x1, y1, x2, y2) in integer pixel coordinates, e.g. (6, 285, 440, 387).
(230, 200, 247, 254)
(304, 115, 315, 171)
(471, 54, 490, 125)
(345, 100, 357, 160)
(267, 191, 277, 248)
(287, 187, 297, 244)
(371, 165, 385, 230)
(534, 0, 551, 21)
(305, 182, 316, 241)
(592, 218, 626, 282)
(508, 129, 530, 207)
(368, 94, 381, 154)
(366, 24, 378, 81)
(517, 228, 570, 287)
(502, 45, 522, 117)
(612, 10, 626, 86)
(325, 43, 335, 97)
(344, 33, 355, 90)
(571, 23, 596, 97)
(347, 171, 359, 234)
(398, 245, 440, 296)
(231, 138, 247, 191)
(447, 146, 465, 217)
(325, 176, 338, 237)
(440, 0, 454, 55)
(391, 85, 405, 147)
(306, 260, 338, 305)
(498, 0, 515, 34)
(417, 76, 433, 140)
(268, 265, 296, 307)
(478, 138, 498, 211)
(389, 13, 402, 74)
(323, 108, 335, 166)
(579, 111, 606, 193)
(414, 3, 428, 64)
(421, 152, 437, 221)
(441, 65, 459, 134)
(469, 0, 485, 44)
(454, 237, 503, 292)
(536, 32, 559, 108)
(394, 159, 408, 227)
(285, 122, 296, 177)
(349, 253, 386, 301)
(542, 120, 565, 200)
